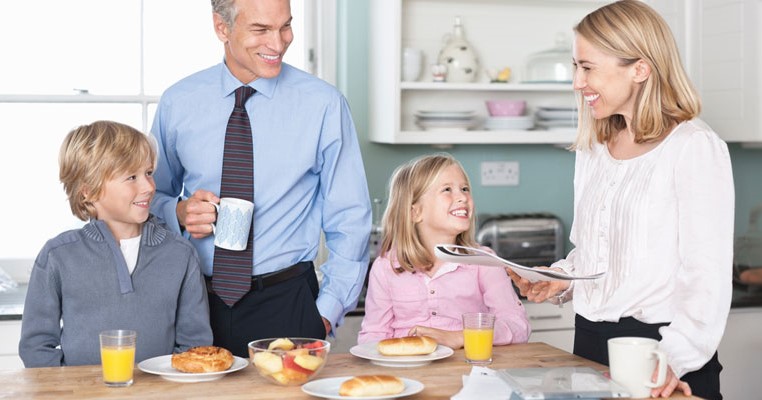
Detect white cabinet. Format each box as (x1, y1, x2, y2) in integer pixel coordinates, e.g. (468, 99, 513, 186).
(368, 0, 606, 145)
(329, 315, 363, 353)
(717, 307, 762, 400)
(647, 0, 762, 144)
(523, 301, 575, 353)
(0, 320, 23, 370)
(370, 0, 762, 145)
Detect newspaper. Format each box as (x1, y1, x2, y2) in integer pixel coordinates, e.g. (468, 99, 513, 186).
(434, 244, 604, 282)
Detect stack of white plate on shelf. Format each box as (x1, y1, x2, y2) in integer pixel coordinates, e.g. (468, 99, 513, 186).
(535, 106, 578, 130)
(414, 110, 480, 131)
(484, 115, 534, 131)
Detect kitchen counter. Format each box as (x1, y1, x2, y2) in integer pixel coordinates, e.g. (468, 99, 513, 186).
(0, 342, 698, 399)
(0, 283, 26, 321)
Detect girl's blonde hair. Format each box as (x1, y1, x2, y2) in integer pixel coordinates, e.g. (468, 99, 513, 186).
(59, 120, 157, 221)
(572, 0, 700, 149)
(380, 153, 478, 273)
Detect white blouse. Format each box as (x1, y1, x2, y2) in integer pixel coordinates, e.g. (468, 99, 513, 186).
(553, 119, 734, 377)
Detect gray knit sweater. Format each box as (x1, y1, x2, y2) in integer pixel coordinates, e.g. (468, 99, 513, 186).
(19, 216, 213, 367)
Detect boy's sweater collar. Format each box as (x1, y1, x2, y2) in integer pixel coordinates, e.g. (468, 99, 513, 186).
(81, 215, 167, 247)
(81, 215, 168, 294)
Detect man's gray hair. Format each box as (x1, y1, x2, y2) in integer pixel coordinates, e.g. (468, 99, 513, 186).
(211, 0, 238, 28)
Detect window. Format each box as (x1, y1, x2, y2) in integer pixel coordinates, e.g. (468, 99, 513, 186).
(0, 0, 333, 266)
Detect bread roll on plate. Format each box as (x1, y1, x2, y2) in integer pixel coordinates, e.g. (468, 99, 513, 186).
(377, 336, 437, 356)
(339, 375, 405, 397)
(171, 346, 234, 373)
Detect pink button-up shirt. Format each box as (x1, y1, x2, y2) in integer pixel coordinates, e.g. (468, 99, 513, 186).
(358, 250, 531, 345)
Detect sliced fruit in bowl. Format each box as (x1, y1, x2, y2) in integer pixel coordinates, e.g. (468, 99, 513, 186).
(248, 337, 330, 386)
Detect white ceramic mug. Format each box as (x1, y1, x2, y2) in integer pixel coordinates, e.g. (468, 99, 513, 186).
(607, 337, 668, 398)
(210, 197, 254, 251)
(402, 47, 423, 82)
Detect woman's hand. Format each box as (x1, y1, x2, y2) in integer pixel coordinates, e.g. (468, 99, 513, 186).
(506, 269, 570, 302)
(408, 325, 463, 349)
(650, 365, 691, 398)
(739, 268, 762, 285)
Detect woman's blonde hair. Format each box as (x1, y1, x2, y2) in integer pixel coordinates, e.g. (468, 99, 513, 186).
(59, 120, 157, 221)
(380, 153, 478, 273)
(572, 0, 700, 149)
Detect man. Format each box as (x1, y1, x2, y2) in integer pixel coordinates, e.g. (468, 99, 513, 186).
(150, 0, 371, 357)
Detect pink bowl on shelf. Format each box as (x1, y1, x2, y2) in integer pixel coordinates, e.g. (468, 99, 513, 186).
(485, 100, 526, 117)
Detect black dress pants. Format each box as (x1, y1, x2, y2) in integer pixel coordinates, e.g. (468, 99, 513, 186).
(574, 314, 723, 400)
(206, 263, 326, 358)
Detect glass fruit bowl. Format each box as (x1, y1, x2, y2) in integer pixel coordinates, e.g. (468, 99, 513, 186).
(248, 337, 330, 386)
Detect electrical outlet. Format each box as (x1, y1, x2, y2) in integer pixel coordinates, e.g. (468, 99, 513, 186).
(481, 161, 520, 186)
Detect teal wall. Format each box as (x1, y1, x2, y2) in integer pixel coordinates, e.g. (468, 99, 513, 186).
(338, 1, 762, 247)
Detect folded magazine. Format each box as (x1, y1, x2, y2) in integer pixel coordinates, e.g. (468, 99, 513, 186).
(434, 244, 604, 282)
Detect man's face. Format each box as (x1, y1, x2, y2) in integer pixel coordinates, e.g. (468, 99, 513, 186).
(214, 0, 293, 83)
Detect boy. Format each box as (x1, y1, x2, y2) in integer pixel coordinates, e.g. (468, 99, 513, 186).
(19, 121, 212, 367)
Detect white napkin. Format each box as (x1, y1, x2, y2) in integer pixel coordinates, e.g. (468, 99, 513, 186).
(451, 366, 514, 400)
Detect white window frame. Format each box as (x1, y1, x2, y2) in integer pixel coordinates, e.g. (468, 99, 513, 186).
(0, 0, 336, 274)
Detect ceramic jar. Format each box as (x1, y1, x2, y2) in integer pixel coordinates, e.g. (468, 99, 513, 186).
(437, 16, 479, 83)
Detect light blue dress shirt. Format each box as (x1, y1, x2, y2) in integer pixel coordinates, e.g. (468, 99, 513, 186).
(150, 62, 371, 327)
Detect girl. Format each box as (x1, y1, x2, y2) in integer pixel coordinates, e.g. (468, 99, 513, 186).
(358, 153, 530, 349)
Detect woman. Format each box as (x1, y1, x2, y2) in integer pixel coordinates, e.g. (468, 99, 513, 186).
(509, 1, 734, 399)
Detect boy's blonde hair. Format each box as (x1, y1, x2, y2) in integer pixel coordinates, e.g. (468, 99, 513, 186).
(59, 120, 157, 221)
(572, 0, 700, 149)
(380, 153, 478, 273)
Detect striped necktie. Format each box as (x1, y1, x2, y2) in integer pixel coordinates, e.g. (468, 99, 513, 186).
(212, 86, 256, 307)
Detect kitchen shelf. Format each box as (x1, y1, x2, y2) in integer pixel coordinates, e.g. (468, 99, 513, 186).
(368, 0, 595, 145)
(382, 129, 575, 145)
(401, 82, 573, 92)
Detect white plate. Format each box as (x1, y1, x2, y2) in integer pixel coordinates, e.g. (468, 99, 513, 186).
(484, 115, 534, 130)
(137, 355, 248, 383)
(415, 110, 475, 118)
(535, 108, 578, 120)
(349, 342, 454, 367)
(535, 119, 577, 128)
(415, 118, 479, 131)
(415, 114, 476, 121)
(302, 376, 424, 399)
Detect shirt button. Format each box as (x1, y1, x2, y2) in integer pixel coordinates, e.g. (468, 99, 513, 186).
(431, 311, 437, 316)
(429, 290, 435, 294)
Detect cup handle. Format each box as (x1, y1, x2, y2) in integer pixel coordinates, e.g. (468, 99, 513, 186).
(206, 201, 220, 235)
(645, 350, 668, 388)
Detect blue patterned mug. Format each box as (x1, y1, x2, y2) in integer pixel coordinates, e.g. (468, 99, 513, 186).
(210, 197, 254, 251)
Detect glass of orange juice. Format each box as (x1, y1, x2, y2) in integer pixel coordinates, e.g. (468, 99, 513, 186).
(462, 312, 495, 365)
(99, 330, 137, 387)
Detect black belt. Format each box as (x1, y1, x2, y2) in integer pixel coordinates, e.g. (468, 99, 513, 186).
(205, 261, 313, 293)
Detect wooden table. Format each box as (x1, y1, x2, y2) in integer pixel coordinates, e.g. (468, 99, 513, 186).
(0, 343, 699, 399)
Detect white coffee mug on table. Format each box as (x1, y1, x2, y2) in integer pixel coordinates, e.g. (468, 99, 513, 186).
(209, 197, 254, 251)
(607, 337, 668, 399)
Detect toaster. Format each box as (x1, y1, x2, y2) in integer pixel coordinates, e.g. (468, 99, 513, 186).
(475, 213, 565, 267)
